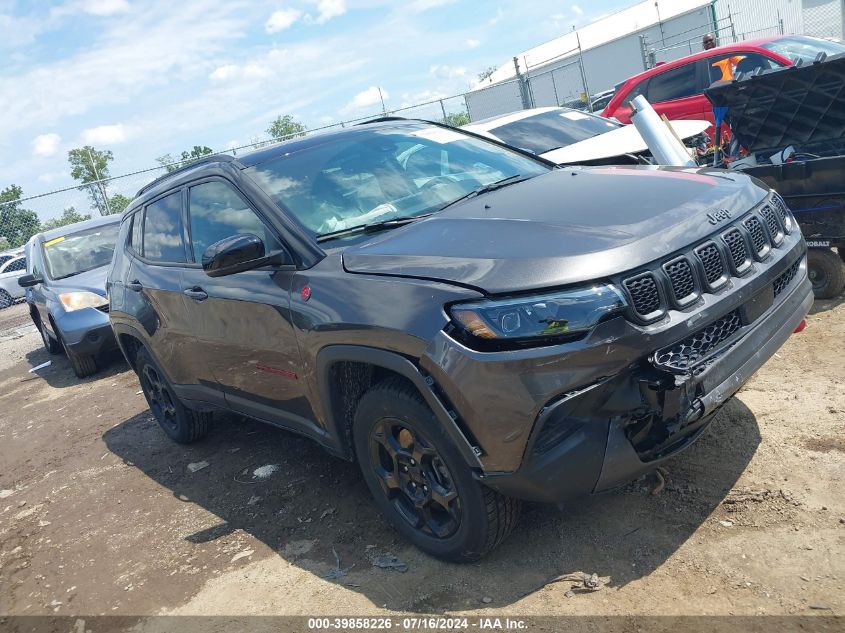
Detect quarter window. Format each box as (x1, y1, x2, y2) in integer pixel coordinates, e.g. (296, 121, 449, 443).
(142, 192, 187, 263)
(187, 181, 280, 262)
(129, 211, 143, 255)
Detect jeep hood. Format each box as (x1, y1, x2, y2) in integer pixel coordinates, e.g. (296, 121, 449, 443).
(342, 167, 769, 294)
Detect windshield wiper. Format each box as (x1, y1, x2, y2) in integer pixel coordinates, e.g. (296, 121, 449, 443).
(316, 214, 433, 242)
(437, 174, 530, 211)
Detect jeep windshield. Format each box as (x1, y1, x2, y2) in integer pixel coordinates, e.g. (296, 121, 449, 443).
(244, 123, 550, 239)
(42, 223, 120, 280)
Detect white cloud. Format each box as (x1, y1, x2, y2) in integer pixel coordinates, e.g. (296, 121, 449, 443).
(265, 7, 301, 33)
(342, 86, 388, 113)
(81, 123, 129, 145)
(429, 64, 467, 80)
(314, 0, 346, 24)
(465, 38, 480, 49)
(209, 62, 271, 81)
(82, 0, 131, 16)
(52, 0, 132, 18)
(571, 4, 584, 16)
(488, 8, 504, 25)
(407, 0, 456, 12)
(32, 133, 62, 157)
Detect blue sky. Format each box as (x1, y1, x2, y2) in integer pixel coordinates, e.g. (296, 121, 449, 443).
(1, 0, 630, 215)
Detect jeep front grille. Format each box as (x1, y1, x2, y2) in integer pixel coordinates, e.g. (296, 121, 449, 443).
(653, 310, 742, 372)
(722, 228, 752, 274)
(662, 257, 698, 305)
(619, 198, 794, 322)
(623, 272, 661, 317)
(773, 258, 801, 298)
(695, 242, 728, 288)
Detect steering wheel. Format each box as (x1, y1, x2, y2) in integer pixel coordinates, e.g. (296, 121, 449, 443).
(418, 175, 458, 191)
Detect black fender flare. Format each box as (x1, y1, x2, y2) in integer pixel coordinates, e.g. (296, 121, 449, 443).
(316, 345, 483, 468)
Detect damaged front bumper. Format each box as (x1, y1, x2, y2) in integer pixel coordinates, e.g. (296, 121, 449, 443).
(479, 269, 812, 504)
(422, 226, 811, 505)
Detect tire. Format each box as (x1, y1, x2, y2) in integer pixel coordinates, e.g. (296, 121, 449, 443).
(353, 378, 520, 562)
(807, 248, 845, 300)
(135, 346, 210, 443)
(0, 290, 11, 310)
(37, 319, 61, 355)
(59, 332, 98, 378)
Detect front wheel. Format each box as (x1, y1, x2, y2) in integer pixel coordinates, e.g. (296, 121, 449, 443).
(37, 320, 61, 355)
(353, 378, 520, 562)
(0, 290, 12, 310)
(807, 248, 845, 299)
(136, 347, 210, 443)
(58, 330, 98, 378)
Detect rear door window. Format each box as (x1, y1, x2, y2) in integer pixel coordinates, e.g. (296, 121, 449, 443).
(142, 192, 187, 263)
(647, 63, 699, 102)
(187, 180, 280, 262)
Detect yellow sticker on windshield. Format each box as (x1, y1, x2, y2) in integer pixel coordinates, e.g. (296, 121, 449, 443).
(44, 236, 66, 247)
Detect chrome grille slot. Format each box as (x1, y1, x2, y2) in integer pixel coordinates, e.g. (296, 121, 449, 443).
(760, 206, 784, 246)
(662, 257, 698, 306)
(722, 228, 752, 274)
(744, 215, 771, 259)
(694, 242, 728, 289)
(623, 272, 662, 319)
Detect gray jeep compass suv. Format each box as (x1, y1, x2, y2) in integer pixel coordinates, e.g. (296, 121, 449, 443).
(108, 119, 812, 561)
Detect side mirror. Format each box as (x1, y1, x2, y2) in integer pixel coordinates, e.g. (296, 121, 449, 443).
(202, 234, 286, 278)
(18, 273, 43, 288)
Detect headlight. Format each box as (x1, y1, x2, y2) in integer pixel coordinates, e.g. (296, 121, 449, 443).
(450, 284, 626, 343)
(59, 291, 108, 312)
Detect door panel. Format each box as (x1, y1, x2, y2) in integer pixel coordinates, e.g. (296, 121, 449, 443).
(181, 178, 313, 432)
(179, 267, 313, 429)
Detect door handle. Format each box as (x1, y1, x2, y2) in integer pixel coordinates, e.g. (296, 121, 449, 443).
(183, 287, 208, 301)
(127, 280, 143, 292)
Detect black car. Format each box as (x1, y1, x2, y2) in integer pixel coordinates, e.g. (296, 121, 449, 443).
(19, 216, 121, 378)
(108, 119, 812, 561)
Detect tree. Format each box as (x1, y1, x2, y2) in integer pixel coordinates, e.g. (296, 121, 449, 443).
(0, 185, 40, 247)
(157, 145, 214, 173)
(477, 66, 497, 82)
(41, 207, 91, 231)
(266, 115, 307, 141)
(443, 111, 470, 127)
(68, 146, 114, 215)
(108, 193, 132, 215)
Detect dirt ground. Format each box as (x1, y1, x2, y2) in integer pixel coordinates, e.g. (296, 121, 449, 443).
(0, 297, 843, 630)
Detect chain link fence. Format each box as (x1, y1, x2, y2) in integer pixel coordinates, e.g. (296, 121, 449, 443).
(0, 93, 473, 256)
(0, 0, 819, 258)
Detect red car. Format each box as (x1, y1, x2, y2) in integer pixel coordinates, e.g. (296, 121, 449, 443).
(602, 35, 845, 133)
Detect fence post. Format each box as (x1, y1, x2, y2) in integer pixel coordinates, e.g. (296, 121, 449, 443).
(513, 56, 532, 110)
(576, 32, 591, 111)
(639, 34, 650, 70)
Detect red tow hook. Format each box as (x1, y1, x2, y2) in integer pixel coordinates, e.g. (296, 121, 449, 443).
(793, 319, 807, 333)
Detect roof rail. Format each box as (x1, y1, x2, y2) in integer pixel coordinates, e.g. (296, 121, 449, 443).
(136, 154, 236, 196)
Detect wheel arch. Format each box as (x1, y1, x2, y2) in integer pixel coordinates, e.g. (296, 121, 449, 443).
(316, 345, 483, 468)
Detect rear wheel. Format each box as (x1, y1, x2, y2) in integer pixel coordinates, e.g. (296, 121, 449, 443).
(136, 347, 210, 443)
(353, 378, 520, 562)
(807, 248, 845, 299)
(0, 290, 11, 310)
